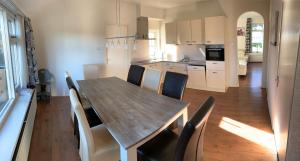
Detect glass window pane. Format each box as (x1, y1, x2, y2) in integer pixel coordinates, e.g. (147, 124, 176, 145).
(0, 18, 9, 112)
(8, 16, 20, 88)
(251, 23, 264, 53)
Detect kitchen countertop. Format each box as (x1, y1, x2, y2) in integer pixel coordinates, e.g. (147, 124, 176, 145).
(131, 58, 206, 66)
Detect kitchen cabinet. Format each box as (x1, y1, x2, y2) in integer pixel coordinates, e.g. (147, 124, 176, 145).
(191, 19, 203, 44)
(205, 16, 225, 44)
(177, 19, 203, 44)
(206, 70, 225, 91)
(206, 61, 225, 70)
(144, 63, 161, 71)
(165, 62, 187, 74)
(206, 60, 226, 92)
(165, 22, 178, 44)
(177, 20, 191, 44)
(187, 66, 206, 90)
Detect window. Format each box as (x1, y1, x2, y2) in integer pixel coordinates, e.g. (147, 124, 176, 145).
(149, 30, 161, 59)
(148, 19, 162, 59)
(0, 9, 21, 115)
(7, 14, 21, 89)
(251, 23, 264, 53)
(0, 12, 10, 112)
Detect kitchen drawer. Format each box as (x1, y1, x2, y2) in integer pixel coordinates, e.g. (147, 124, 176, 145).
(165, 66, 187, 74)
(206, 70, 225, 91)
(187, 65, 205, 71)
(145, 63, 161, 70)
(148, 63, 159, 69)
(206, 61, 225, 70)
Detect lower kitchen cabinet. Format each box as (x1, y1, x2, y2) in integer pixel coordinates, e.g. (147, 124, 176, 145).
(187, 66, 206, 90)
(206, 70, 225, 92)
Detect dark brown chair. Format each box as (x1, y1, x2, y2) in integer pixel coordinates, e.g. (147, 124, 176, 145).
(127, 65, 145, 86)
(137, 96, 215, 161)
(162, 71, 188, 100)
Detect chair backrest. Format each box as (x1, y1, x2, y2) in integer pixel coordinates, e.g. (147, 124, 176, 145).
(174, 96, 215, 161)
(70, 89, 95, 161)
(142, 68, 162, 93)
(69, 89, 77, 122)
(162, 71, 188, 100)
(127, 65, 145, 86)
(38, 69, 51, 84)
(65, 72, 82, 103)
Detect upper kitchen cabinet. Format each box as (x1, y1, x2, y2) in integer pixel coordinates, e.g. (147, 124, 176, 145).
(177, 20, 191, 44)
(191, 19, 203, 44)
(165, 22, 178, 44)
(205, 16, 225, 44)
(177, 19, 203, 44)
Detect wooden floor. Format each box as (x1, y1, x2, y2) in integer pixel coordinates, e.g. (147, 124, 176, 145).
(28, 63, 277, 161)
(239, 63, 263, 88)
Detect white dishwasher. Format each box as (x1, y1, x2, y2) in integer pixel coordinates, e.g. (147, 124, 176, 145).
(187, 65, 206, 90)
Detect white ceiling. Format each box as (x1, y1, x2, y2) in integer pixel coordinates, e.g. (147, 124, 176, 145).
(123, 0, 206, 9)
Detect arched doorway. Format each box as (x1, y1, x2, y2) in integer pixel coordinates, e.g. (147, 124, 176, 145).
(236, 12, 264, 88)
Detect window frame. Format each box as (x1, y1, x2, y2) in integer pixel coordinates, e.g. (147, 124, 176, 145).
(0, 8, 17, 120)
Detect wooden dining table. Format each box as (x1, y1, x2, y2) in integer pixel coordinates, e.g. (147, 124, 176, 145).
(77, 77, 189, 161)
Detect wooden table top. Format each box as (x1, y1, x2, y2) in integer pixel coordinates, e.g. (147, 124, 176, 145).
(77, 77, 189, 149)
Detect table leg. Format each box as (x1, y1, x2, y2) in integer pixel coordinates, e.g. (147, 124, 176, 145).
(178, 108, 188, 131)
(120, 146, 137, 161)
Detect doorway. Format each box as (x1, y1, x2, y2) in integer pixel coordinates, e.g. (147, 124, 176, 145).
(237, 12, 264, 88)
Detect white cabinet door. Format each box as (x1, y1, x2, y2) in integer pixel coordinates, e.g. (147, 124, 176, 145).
(205, 16, 225, 44)
(177, 20, 191, 44)
(206, 61, 225, 70)
(165, 22, 178, 44)
(206, 70, 225, 91)
(191, 19, 203, 44)
(187, 66, 206, 90)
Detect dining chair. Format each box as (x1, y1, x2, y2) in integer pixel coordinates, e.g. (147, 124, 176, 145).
(127, 65, 145, 86)
(137, 96, 215, 161)
(142, 68, 162, 93)
(70, 89, 120, 161)
(162, 71, 188, 100)
(65, 71, 102, 127)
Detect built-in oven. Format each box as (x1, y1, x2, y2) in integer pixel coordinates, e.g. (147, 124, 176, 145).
(205, 45, 224, 61)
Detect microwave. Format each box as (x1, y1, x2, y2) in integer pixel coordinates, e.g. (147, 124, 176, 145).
(206, 45, 224, 61)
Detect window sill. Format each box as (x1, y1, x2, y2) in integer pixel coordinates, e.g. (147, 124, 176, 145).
(0, 89, 34, 161)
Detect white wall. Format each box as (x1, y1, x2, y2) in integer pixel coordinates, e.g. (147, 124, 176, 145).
(13, 0, 138, 96)
(164, 0, 270, 87)
(267, 0, 300, 160)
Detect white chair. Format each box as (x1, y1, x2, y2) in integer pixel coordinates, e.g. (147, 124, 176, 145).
(69, 89, 120, 161)
(142, 68, 162, 93)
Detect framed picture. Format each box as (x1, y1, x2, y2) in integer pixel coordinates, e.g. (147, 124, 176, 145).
(237, 27, 245, 36)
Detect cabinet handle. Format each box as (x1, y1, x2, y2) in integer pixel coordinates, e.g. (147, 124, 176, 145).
(212, 63, 217, 64)
(212, 72, 218, 74)
(207, 41, 211, 43)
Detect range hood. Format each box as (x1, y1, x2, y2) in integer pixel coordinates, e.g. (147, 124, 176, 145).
(136, 17, 150, 40)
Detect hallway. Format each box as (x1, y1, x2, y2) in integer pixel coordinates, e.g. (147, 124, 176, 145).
(239, 63, 263, 88)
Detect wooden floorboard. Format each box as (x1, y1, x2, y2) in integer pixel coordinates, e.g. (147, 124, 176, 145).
(28, 63, 277, 161)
